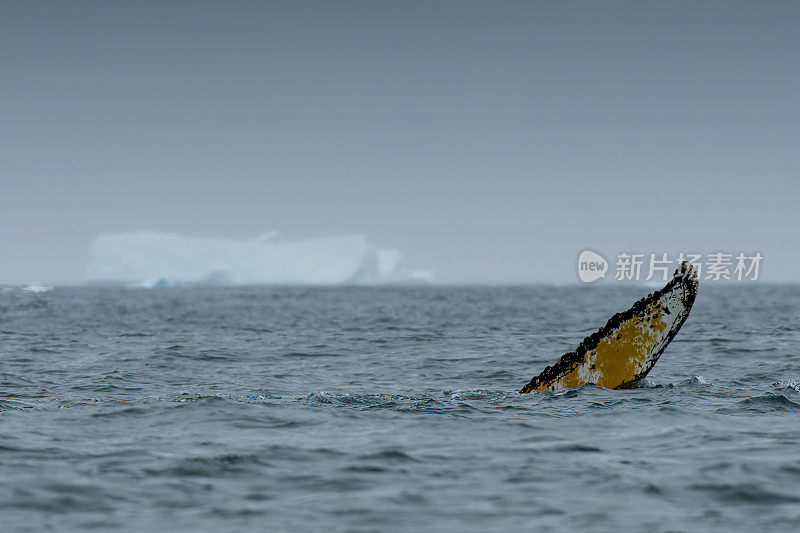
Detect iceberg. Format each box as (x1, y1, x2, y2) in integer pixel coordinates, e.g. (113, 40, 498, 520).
(86, 232, 431, 285)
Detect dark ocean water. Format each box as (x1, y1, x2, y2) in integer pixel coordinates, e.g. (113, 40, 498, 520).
(1, 284, 800, 532)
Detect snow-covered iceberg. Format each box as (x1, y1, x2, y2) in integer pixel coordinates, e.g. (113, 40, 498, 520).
(86, 232, 432, 285)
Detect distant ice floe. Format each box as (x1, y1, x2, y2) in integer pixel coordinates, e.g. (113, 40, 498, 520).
(86, 231, 433, 286)
(22, 283, 53, 293)
(127, 278, 175, 289)
(0, 284, 55, 293)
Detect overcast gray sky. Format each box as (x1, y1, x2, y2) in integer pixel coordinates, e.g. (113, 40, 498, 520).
(2, 0, 798, 284)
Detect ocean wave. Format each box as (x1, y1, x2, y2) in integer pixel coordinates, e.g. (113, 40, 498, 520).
(690, 482, 800, 504)
(303, 392, 431, 410)
(716, 393, 800, 415)
(0, 399, 34, 411)
(144, 453, 275, 478)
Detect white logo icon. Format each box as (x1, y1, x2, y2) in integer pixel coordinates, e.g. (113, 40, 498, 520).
(578, 250, 608, 283)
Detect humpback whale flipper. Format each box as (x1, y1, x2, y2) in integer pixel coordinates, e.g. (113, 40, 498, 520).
(520, 261, 699, 393)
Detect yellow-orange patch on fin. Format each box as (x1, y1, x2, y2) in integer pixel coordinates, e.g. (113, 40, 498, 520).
(520, 262, 698, 393)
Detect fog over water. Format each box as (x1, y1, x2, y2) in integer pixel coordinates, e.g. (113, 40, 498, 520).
(2, 1, 799, 284)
